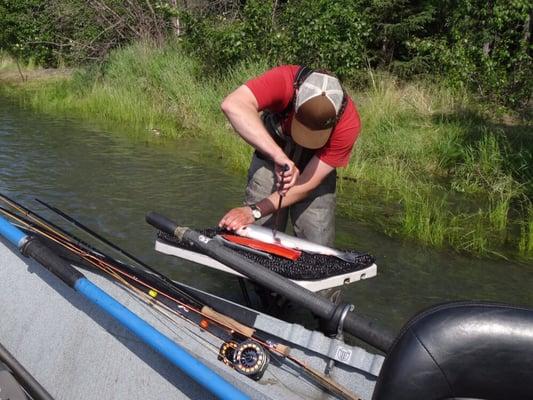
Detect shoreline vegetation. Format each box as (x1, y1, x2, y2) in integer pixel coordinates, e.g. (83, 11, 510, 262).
(0, 43, 531, 262)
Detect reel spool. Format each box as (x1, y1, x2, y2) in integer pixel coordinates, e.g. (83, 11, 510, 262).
(218, 339, 269, 381)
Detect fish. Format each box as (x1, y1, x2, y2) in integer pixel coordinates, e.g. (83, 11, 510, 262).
(218, 234, 301, 261)
(235, 224, 361, 264)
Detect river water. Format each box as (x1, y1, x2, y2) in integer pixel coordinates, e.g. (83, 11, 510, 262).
(1, 96, 532, 334)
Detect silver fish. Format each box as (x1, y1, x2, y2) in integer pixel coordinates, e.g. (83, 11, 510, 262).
(236, 224, 360, 264)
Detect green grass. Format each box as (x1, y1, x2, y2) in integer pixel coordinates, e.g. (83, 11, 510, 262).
(1, 42, 531, 261)
(518, 205, 533, 258)
(340, 71, 531, 260)
(0, 52, 12, 69)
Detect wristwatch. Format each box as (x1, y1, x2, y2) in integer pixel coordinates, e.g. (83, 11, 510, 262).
(249, 204, 262, 221)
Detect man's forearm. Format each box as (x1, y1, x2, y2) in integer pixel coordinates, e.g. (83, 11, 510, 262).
(221, 90, 287, 164)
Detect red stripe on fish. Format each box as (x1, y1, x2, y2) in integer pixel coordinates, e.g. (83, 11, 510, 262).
(221, 234, 301, 261)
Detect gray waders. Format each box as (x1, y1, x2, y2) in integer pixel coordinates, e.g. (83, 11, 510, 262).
(245, 111, 336, 247)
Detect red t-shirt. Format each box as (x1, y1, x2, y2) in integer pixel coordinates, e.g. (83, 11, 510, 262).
(245, 65, 361, 168)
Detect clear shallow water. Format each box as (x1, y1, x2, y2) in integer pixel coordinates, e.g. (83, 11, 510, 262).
(1, 96, 532, 335)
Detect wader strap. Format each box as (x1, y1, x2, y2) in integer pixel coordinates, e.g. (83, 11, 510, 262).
(254, 116, 313, 171)
(292, 146, 302, 165)
(260, 111, 286, 149)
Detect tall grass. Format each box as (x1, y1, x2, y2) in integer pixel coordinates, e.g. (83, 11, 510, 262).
(0, 51, 12, 69)
(518, 205, 533, 258)
(341, 70, 530, 259)
(1, 43, 531, 261)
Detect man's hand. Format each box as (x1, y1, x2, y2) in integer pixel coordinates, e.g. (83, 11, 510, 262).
(218, 206, 255, 231)
(274, 160, 299, 196)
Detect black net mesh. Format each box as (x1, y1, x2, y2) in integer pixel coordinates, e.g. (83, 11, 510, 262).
(157, 228, 375, 281)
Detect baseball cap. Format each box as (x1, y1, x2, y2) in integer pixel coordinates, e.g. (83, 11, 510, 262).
(291, 71, 345, 149)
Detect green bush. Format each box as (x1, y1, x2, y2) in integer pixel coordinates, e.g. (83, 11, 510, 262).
(180, 0, 370, 80)
(412, 0, 532, 109)
(1, 0, 530, 109)
(179, 0, 531, 109)
(0, 0, 56, 66)
(278, 0, 370, 79)
(179, 0, 277, 74)
(0, 0, 173, 67)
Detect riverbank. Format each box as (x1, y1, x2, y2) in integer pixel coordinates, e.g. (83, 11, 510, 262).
(1, 43, 531, 261)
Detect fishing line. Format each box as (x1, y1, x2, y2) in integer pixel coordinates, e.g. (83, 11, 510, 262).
(272, 164, 290, 240)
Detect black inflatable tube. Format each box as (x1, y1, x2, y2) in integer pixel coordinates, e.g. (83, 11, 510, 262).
(21, 237, 85, 288)
(147, 212, 394, 353)
(0, 342, 54, 400)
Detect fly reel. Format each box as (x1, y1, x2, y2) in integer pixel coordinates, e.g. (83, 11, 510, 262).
(218, 339, 269, 380)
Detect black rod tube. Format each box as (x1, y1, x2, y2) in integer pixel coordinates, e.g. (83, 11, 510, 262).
(0, 342, 54, 400)
(22, 238, 85, 288)
(146, 212, 394, 353)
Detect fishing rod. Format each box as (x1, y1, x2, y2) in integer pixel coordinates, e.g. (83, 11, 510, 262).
(0, 196, 289, 336)
(1, 194, 283, 325)
(0, 206, 255, 340)
(3, 194, 288, 321)
(0, 193, 205, 308)
(1, 208, 270, 391)
(0, 201, 360, 400)
(0, 201, 272, 347)
(0, 193, 107, 258)
(0, 214, 250, 400)
(35, 197, 149, 269)
(147, 212, 395, 353)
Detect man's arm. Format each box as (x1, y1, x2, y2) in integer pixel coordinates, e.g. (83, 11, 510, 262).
(221, 85, 298, 188)
(219, 156, 334, 231)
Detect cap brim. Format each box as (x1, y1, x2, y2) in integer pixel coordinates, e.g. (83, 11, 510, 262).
(291, 117, 332, 149)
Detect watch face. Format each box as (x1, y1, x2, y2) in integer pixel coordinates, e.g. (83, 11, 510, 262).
(252, 209, 261, 219)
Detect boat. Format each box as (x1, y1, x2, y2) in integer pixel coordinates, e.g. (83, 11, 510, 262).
(1, 194, 532, 400)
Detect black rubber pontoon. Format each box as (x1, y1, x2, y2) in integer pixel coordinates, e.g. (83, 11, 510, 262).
(373, 302, 533, 400)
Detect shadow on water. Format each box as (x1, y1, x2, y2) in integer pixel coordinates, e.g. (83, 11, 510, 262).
(1, 95, 532, 336)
